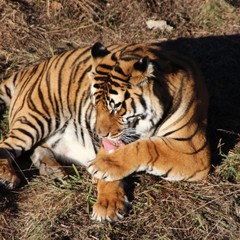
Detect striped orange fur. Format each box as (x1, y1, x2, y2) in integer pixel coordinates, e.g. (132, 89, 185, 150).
(0, 42, 210, 221)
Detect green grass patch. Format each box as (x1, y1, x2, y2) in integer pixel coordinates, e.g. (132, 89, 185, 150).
(217, 145, 240, 182)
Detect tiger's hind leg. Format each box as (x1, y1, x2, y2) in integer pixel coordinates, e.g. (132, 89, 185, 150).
(0, 116, 53, 188)
(31, 145, 66, 179)
(0, 147, 20, 189)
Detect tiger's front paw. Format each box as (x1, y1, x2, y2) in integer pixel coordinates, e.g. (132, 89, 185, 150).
(92, 190, 130, 222)
(87, 155, 129, 181)
(0, 159, 20, 189)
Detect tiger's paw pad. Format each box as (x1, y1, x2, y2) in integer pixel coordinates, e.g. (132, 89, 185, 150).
(91, 195, 130, 222)
(0, 160, 20, 189)
(39, 163, 66, 179)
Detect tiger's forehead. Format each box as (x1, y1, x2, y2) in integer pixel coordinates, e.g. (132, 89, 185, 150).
(91, 43, 158, 92)
(95, 55, 141, 83)
(96, 43, 157, 69)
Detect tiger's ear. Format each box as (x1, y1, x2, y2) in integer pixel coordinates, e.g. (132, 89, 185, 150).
(89, 43, 111, 80)
(91, 42, 110, 59)
(132, 57, 154, 85)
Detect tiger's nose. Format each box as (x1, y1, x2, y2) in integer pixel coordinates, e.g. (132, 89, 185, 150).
(97, 129, 110, 138)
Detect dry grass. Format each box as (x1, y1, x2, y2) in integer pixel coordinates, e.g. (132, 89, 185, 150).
(0, 0, 240, 239)
(1, 171, 240, 239)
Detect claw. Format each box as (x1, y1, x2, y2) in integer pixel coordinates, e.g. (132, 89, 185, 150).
(116, 211, 124, 220)
(87, 160, 93, 168)
(91, 212, 97, 220)
(102, 172, 108, 179)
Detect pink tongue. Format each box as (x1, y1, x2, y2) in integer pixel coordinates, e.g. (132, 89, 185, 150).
(102, 138, 125, 151)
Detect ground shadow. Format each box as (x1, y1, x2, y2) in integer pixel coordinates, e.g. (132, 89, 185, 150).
(159, 35, 240, 164)
(0, 186, 19, 211)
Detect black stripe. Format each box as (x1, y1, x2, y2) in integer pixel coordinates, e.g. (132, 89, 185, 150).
(95, 69, 109, 75)
(29, 113, 45, 140)
(161, 168, 173, 178)
(114, 65, 128, 77)
(149, 138, 159, 166)
(8, 135, 26, 143)
(9, 66, 40, 120)
(19, 117, 40, 143)
(111, 53, 117, 61)
(1, 142, 23, 158)
(51, 138, 61, 148)
(162, 96, 195, 136)
(186, 141, 208, 155)
(93, 83, 101, 89)
(124, 90, 130, 99)
(27, 92, 51, 136)
(109, 89, 118, 95)
(45, 70, 54, 119)
(109, 79, 121, 87)
(79, 90, 87, 146)
(98, 64, 113, 70)
(94, 76, 108, 81)
(56, 51, 75, 116)
(71, 47, 92, 66)
(2, 141, 14, 149)
(38, 86, 50, 117)
(163, 112, 196, 138)
(160, 137, 172, 149)
(186, 165, 210, 180)
(12, 72, 18, 86)
(73, 120, 79, 140)
(154, 77, 195, 136)
(53, 94, 61, 130)
(171, 128, 198, 141)
(138, 94, 147, 110)
(75, 67, 92, 124)
(110, 74, 125, 81)
(130, 98, 136, 113)
(54, 51, 70, 69)
(12, 127, 35, 146)
(4, 85, 12, 98)
(146, 141, 154, 166)
(80, 127, 84, 145)
(10, 62, 48, 122)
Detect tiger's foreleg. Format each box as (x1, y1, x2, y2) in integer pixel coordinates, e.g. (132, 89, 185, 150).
(88, 137, 210, 182)
(92, 179, 129, 222)
(31, 145, 66, 179)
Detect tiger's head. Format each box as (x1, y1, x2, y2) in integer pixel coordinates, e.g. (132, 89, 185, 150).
(89, 42, 171, 145)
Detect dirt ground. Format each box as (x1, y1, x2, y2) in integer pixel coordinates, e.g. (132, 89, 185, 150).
(0, 0, 240, 239)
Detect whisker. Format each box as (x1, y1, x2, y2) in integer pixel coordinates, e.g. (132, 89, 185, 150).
(121, 128, 140, 144)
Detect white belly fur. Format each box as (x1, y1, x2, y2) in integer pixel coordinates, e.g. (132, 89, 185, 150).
(46, 124, 97, 167)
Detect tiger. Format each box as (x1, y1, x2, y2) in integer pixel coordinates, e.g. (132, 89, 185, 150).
(0, 42, 211, 222)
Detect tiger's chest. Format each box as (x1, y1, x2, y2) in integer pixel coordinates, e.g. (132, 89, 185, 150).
(45, 123, 97, 167)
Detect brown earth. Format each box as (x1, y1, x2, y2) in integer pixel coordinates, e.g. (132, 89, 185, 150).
(0, 0, 240, 239)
